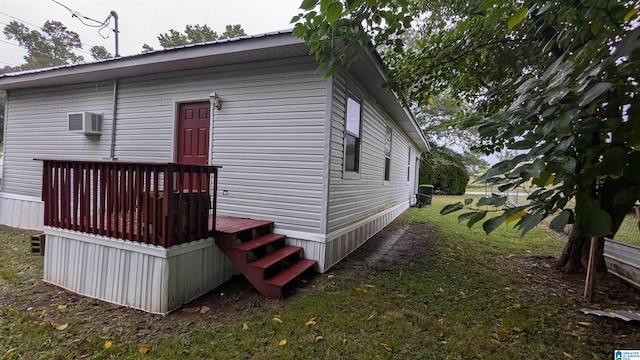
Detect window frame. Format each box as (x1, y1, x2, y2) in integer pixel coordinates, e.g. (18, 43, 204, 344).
(343, 93, 363, 179)
(384, 125, 392, 182)
(407, 147, 411, 183)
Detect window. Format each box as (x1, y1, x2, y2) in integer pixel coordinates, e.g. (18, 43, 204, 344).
(384, 126, 392, 181)
(407, 147, 411, 182)
(344, 96, 361, 173)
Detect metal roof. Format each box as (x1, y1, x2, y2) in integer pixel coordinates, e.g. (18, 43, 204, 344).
(0, 29, 428, 152)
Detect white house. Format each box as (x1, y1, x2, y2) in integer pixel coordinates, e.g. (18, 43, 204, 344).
(0, 30, 428, 313)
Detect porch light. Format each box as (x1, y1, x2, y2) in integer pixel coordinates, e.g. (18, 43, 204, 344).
(209, 91, 222, 110)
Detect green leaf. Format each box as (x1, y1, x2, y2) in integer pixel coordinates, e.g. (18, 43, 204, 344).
(482, 214, 508, 234)
(475, 0, 499, 13)
(578, 82, 612, 107)
(575, 192, 613, 236)
(532, 170, 551, 187)
(467, 211, 488, 228)
(508, 140, 535, 150)
(507, 7, 528, 30)
(477, 196, 507, 207)
(346, 0, 363, 11)
(549, 209, 572, 232)
(458, 211, 487, 228)
(464, 198, 473, 206)
(517, 213, 544, 236)
(440, 202, 464, 215)
(326, 2, 343, 24)
(300, 0, 320, 10)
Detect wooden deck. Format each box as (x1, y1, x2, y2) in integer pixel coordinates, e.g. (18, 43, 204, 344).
(40, 159, 220, 248)
(215, 215, 273, 234)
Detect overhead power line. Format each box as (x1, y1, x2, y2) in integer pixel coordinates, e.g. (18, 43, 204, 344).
(0, 59, 18, 67)
(47, 0, 120, 57)
(0, 11, 97, 56)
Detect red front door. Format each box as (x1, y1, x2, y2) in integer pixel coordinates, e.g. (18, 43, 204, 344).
(176, 102, 210, 191)
(177, 102, 210, 166)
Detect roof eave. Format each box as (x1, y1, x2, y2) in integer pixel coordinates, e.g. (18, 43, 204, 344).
(0, 30, 305, 90)
(350, 47, 429, 153)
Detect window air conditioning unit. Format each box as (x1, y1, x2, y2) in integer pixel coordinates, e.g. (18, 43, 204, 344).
(68, 112, 103, 135)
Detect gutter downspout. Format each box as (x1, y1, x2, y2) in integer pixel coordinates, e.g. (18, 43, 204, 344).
(109, 79, 119, 160)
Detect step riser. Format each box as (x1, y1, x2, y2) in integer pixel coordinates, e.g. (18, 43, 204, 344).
(215, 219, 315, 299)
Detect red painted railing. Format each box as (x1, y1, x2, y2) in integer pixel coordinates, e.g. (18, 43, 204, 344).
(39, 159, 220, 248)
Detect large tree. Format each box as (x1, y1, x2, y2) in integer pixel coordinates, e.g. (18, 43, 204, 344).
(1, 20, 111, 146)
(293, 0, 640, 272)
(142, 24, 247, 51)
(3, 20, 111, 69)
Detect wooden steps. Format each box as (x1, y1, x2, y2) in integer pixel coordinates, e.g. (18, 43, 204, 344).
(215, 216, 316, 299)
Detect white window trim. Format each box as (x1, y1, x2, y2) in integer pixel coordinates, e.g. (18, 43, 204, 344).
(343, 93, 363, 180)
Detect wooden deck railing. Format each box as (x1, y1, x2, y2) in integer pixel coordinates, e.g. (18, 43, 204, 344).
(39, 159, 220, 248)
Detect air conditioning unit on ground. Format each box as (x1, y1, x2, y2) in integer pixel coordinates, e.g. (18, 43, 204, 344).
(68, 112, 103, 135)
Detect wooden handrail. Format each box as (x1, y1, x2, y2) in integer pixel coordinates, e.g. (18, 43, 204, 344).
(39, 159, 219, 248)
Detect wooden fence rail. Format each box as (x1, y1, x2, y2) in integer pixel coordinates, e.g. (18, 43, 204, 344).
(39, 159, 219, 248)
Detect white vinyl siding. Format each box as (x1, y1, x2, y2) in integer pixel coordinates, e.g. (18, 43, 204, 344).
(327, 74, 420, 234)
(2, 83, 113, 198)
(209, 61, 327, 234)
(3, 56, 327, 235)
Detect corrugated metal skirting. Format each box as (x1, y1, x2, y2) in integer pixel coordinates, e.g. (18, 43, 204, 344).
(43, 229, 235, 314)
(0, 193, 44, 230)
(323, 202, 409, 271)
(604, 238, 640, 289)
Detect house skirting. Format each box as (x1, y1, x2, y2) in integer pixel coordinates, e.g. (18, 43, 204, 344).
(322, 201, 409, 272)
(43, 227, 235, 315)
(281, 201, 409, 273)
(0, 193, 44, 230)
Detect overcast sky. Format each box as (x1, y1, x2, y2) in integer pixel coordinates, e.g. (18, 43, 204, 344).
(0, 0, 302, 67)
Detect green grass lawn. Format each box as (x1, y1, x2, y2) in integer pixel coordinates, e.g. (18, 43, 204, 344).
(1, 197, 639, 359)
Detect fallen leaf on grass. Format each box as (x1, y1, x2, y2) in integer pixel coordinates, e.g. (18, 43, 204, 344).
(381, 343, 392, 352)
(278, 339, 287, 346)
(544, 263, 551, 268)
(315, 335, 324, 342)
(272, 317, 283, 324)
(438, 318, 444, 325)
(78, 354, 90, 359)
(138, 344, 151, 354)
(578, 322, 591, 327)
(306, 319, 317, 326)
(200, 306, 210, 314)
(490, 339, 501, 346)
(104, 341, 112, 349)
(365, 284, 375, 288)
(4, 348, 17, 356)
(563, 352, 574, 359)
(243, 323, 249, 330)
(54, 323, 68, 331)
(498, 328, 509, 336)
(511, 327, 522, 333)
(342, 338, 347, 345)
(513, 303, 522, 309)
(460, 291, 467, 298)
(438, 288, 444, 293)
(327, 274, 336, 279)
(366, 314, 374, 321)
(57, 304, 67, 310)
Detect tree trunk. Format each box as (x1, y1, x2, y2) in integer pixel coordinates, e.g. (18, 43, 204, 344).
(555, 177, 636, 273)
(555, 227, 605, 273)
